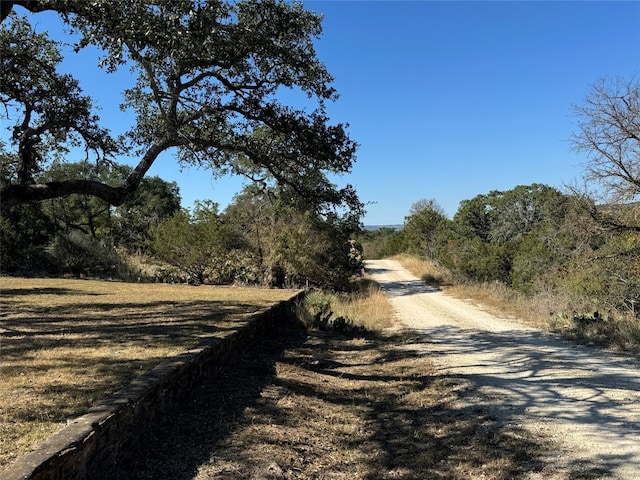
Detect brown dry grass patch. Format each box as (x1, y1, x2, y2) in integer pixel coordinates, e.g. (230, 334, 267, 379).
(97, 322, 549, 480)
(0, 276, 297, 467)
(334, 279, 395, 332)
(391, 254, 452, 288)
(297, 278, 395, 333)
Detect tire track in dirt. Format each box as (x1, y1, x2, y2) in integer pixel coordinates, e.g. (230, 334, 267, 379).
(366, 259, 640, 480)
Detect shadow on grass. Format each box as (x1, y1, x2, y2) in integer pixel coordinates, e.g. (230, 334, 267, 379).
(0, 297, 270, 428)
(275, 331, 548, 480)
(0, 287, 104, 297)
(94, 318, 310, 480)
(1, 300, 256, 354)
(91, 325, 556, 480)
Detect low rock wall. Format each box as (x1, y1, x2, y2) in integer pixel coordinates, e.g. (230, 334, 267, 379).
(3, 291, 304, 480)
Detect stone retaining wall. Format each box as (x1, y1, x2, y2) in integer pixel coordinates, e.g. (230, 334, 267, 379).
(3, 292, 304, 480)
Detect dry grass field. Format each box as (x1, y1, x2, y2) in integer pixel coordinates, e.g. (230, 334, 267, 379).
(96, 317, 547, 480)
(1, 274, 553, 479)
(0, 276, 297, 467)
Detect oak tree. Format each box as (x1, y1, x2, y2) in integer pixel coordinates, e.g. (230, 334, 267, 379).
(0, 0, 358, 215)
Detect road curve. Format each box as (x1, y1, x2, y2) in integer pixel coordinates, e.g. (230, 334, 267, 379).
(366, 259, 640, 480)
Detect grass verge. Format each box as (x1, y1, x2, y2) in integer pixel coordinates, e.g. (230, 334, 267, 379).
(391, 254, 451, 288)
(295, 278, 394, 333)
(0, 276, 297, 468)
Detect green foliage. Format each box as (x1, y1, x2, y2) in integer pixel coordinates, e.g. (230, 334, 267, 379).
(113, 174, 182, 252)
(1, 150, 57, 273)
(452, 194, 492, 241)
(379, 229, 409, 258)
(437, 184, 574, 287)
(402, 199, 448, 259)
(0, 13, 118, 189)
(393, 179, 639, 333)
(1, 1, 359, 218)
(1, 148, 182, 276)
(300, 290, 335, 328)
(0, 201, 56, 273)
(564, 230, 640, 312)
(149, 202, 245, 285)
(358, 227, 403, 259)
(297, 290, 366, 334)
(437, 230, 512, 283)
(50, 231, 134, 279)
(41, 161, 116, 238)
(222, 184, 363, 289)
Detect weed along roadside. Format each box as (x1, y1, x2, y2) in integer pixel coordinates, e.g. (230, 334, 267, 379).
(0, 277, 303, 480)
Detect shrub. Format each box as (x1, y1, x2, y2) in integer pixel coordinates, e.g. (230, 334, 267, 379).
(296, 280, 393, 333)
(50, 232, 138, 279)
(298, 290, 336, 329)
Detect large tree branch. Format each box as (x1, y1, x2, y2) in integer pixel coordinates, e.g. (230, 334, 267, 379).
(122, 140, 173, 192)
(1, 139, 173, 212)
(1, 1, 82, 22)
(1, 0, 357, 218)
(1, 179, 126, 211)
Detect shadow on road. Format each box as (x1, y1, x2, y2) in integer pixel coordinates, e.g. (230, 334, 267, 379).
(366, 259, 640, 479)
(423, 325, 638, 426)
(379, 278, 439, 297)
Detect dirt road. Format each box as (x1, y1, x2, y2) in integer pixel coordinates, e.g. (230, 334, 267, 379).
(366, 259, 640, 480)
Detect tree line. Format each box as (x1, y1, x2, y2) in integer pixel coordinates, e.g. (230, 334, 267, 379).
(0, 159, 363, 289)
(369, 184, 637, 315)
(365, 76, 639, 317)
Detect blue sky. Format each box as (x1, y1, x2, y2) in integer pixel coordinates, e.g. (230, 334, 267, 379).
(9, 1, 640, 225)
(304, 0, 640, 224)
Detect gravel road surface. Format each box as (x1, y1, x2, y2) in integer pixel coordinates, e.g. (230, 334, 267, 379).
(366, 259, 640, 479)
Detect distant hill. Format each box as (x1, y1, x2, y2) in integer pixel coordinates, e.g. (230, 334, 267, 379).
(364, 225, 403, 231)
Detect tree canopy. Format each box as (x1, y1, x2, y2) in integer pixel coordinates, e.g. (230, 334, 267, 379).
(402, 198, 447, 259)
(0, 0, 360, 217)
